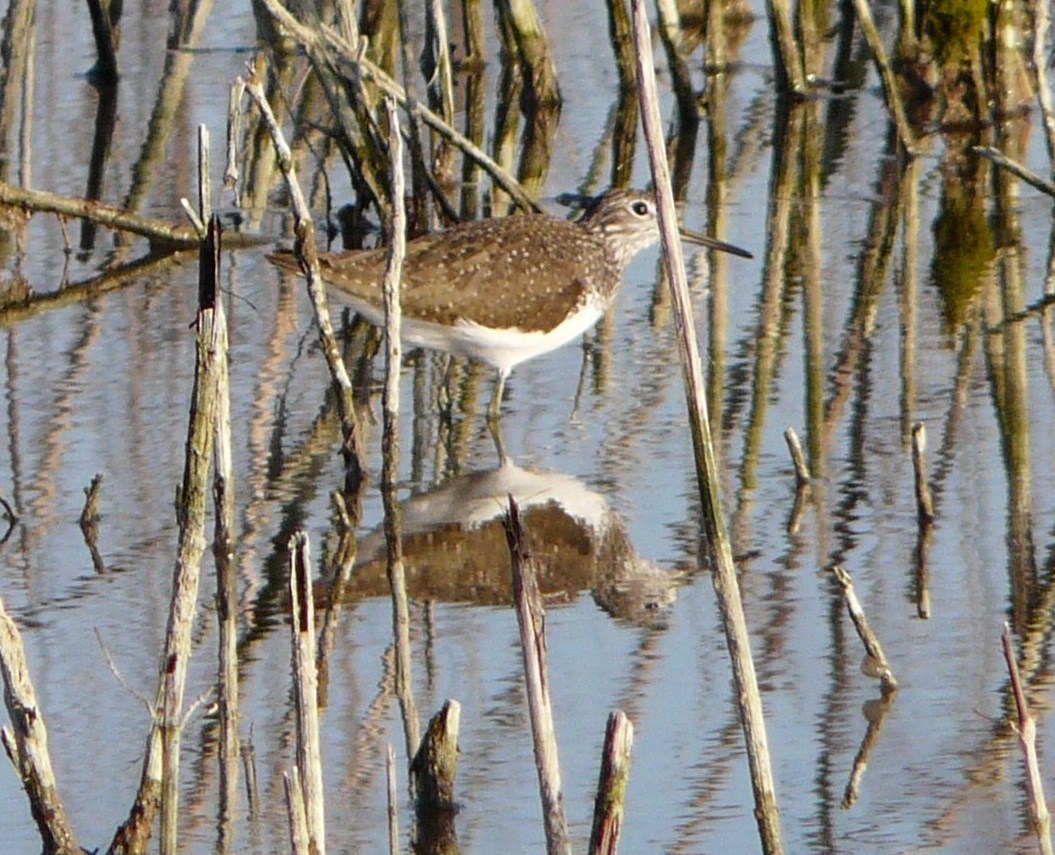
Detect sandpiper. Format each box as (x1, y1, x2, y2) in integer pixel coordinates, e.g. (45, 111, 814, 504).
(269, 189, 751, 416)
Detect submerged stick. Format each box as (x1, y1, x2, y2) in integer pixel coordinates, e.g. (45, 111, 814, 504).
(830, 566, 897, 695)
(1002, 624, 1053, 855)
(588, 710, 634, 855)
(0, 595, 80, 855)
(288, 532, 326, 854)
(630, 3, 784, 853)
(504, 497, 571, 855)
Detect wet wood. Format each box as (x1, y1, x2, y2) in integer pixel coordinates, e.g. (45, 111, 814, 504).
(283, 767, 310, 855)
(0, 595, 80, 855)
(1002, 623, 1053, 855)
(288, 532, 326, 854)
(504, 497, 571, 855)
(588, 710, 634, 855)
(830, 565, 897, 696)
(631, 3, 785, 853)
(410, 700, 461, 854)
(387, 744, 399, 855)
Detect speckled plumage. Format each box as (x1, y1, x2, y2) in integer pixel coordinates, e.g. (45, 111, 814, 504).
(269, 189, 747, 379)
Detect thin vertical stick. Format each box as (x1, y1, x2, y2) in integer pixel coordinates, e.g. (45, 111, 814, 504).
(160, 212, 225, 855)
(289, 532, 326, 853)
(1002, 624, 1053, 855)
(0, 596, 80, 855)
(213, 211, 239, 855)
(387, 744, 400, 855)
(630, 4, 784, 853)
(504, 497, 571, 855)
(380, 96, 420, 762)
(588, 710, 634, 855)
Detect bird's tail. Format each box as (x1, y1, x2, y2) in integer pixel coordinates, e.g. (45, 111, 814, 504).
(266, 249, 303, 276)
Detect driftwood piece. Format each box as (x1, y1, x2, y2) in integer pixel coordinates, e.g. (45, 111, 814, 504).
(504, 496, 571, 855)
(0, 595, 80, 855)
(588, 710, 634, 855)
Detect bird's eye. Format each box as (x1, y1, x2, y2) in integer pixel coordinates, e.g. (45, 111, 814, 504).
(631, 201, 650, 216)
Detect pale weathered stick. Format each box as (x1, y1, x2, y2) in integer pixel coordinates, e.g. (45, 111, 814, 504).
(0, 595, 80, 855)
(911, 422, 935, 525)
(379, 95, 421, 763)
(283, 767, 310, 855)
(241, 71, 363, 483)
(504, 496, 571, 855)
(830, 565, 897, 695)
(1002, 623, 1053, 855)
(630, 3, 784, 852)
(289, 532, 326, 854)
(588, 710, 634, 855)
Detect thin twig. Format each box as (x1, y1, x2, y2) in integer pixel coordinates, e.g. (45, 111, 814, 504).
(830, 565, 898, 696)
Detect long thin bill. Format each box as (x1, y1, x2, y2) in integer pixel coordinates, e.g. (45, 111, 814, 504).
(679, 227, 753, 259)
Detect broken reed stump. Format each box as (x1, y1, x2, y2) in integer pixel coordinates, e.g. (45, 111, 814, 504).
(504, 496, 571, 855)
(288, 532, 326, 854)
(830, 565, 897, 696)
(588, 710, 634, 855)
(410, 700, 462, 855)
(1001, 624, 1054, 855)
(0, 595, 80, 855)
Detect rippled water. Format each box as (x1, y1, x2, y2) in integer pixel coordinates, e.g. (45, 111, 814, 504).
(1, 1, 1054, 854)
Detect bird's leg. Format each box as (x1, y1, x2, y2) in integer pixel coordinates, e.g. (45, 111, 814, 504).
(487, 370, 508, 461)
(488, 369, 507, 423)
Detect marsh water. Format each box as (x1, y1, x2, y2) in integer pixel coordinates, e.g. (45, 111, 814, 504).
(2, 1, 1055, 853)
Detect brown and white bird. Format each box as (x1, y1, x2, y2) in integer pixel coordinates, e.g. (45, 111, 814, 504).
(269, 189, 751, 416)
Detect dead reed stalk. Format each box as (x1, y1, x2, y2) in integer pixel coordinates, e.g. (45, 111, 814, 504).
(588, 710, 634, 855)
(0, 595, 80, 855)
(1001, 624, 1053, 855)
(630, 2, 784, 852)
(504, 496, 571, 855)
